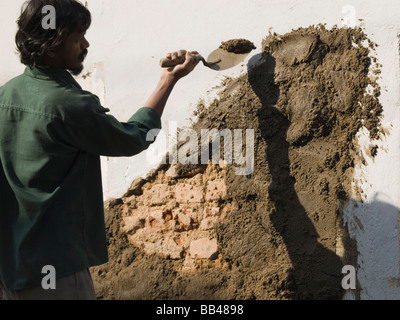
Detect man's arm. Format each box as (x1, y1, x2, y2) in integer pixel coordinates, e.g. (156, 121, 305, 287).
(49, 50, 199, 157)
(145, 50, 199, 117)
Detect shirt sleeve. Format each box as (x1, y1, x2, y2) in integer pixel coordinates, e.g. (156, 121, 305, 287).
(51, 91, 162, 157)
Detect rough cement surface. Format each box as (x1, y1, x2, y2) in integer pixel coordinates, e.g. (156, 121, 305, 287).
(91, 25, 383, 300)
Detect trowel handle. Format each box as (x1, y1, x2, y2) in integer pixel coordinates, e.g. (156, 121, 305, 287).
(160, 54, 202, 68)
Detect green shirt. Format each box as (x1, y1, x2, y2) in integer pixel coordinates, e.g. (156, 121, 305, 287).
(0, 66, 161, 291)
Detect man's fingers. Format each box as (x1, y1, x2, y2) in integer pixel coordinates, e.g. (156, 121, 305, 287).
(162, 50, 199, 78)
(177, 50, 187, 58)
(185, 52, 198, 66)
(167, 50, 187, 61)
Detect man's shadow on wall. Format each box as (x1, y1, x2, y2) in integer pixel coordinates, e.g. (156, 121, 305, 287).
(247, 53, 346, 299)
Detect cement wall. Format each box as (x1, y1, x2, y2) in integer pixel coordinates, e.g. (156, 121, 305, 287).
(1, 0, 400, 300)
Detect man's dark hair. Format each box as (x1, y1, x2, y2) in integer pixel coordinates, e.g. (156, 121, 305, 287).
(15, 0, 91, 66)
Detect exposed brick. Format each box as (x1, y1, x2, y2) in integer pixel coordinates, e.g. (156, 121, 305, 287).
(174, 183, 204, 203)
(176, 212, 192, 227)
(122, 216, 144, 234)
(143, 184, 173, 206)
(162, 236, 184, 259)
(121, 164, 230, 263)
(129, 229, 162, 256)
(189, 238, 219, 260)
(128, 231, 184, 260)
(205, 180, 228, 201)
(124, 206, 149, 220)
(200, 217, 218, 230)
(174, 237, 184, 247)
(145, 209, 163, 229)
(203, 207, 221, 217)
(163, 210, 173, 222)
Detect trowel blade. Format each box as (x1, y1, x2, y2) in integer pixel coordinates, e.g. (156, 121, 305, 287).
(207, 48, 250, 71)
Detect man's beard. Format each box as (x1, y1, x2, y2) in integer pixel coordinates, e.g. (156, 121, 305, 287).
(69, 49, 88, 75)
(68, 65, 84, 76)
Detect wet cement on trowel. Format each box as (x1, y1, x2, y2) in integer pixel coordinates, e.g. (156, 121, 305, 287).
(220, 39, 256, 54)
(91, 26, 383, 300)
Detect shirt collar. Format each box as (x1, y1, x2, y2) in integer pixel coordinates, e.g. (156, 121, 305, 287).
(24, 65, 82, 90)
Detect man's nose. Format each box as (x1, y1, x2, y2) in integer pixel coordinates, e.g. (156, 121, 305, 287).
(82, 37, 90, 49)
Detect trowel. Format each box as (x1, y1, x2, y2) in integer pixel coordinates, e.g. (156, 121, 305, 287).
(160, 43, 253, 71)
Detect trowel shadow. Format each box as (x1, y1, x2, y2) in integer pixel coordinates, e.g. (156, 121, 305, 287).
(248, 53, 344, 299)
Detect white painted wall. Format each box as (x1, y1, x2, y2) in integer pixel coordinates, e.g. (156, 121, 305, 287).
(1, 0, 400, 300)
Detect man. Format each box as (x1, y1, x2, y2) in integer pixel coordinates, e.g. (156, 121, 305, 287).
(0, 0, 198, 300)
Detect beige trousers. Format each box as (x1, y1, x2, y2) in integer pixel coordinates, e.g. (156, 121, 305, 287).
(0, 269, 97, 300)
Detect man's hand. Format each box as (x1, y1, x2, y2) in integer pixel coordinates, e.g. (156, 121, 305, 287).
(145, 50, 199, 117)
(161, 50, 200, 81)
